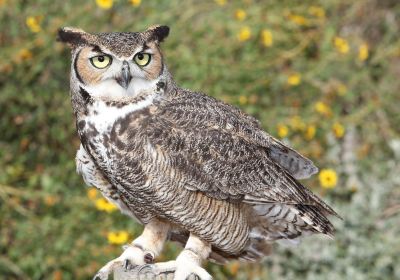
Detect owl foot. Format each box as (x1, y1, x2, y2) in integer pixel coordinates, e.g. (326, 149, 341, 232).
(92, 244, 154, 280)
(153, 249, 212, 280)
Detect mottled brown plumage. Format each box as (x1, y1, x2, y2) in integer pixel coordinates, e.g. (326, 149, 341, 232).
(59, 25, 339, 280)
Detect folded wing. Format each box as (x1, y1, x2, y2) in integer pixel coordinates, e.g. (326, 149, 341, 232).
(144, 91, 338, 220)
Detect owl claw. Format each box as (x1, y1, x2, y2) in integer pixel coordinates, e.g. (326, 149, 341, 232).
(123, 259, 131, 271)
(92, 270, 111, 280)
(93, 244, 153, 279)
(173, 263, 212, 280)
(92, 259, 121, 280)
(173, 249, 212, 280)
(153, 254, 212, 280)
(144, 252, 155, 264)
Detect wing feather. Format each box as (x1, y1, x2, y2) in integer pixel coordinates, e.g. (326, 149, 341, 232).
(161, 90, 318, 179)
(145, 90, 338, 217)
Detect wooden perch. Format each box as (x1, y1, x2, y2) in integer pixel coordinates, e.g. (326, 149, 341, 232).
(113, 264, 200, 280)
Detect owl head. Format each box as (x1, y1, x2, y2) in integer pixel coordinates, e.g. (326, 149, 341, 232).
(58, 25, 170, 99)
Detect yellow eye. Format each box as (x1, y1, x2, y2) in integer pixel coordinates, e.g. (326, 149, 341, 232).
(134, 53, 151, 66)
(90, 55, 112, 69)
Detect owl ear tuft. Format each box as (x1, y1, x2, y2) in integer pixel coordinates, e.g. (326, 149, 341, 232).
(57, 27, 89, 47)
(147, 25, 170, 43)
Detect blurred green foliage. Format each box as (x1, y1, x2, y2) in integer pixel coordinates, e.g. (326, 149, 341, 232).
(1, 0, 400, 279)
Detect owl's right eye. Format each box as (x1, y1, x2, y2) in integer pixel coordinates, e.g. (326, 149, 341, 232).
(133, 52, 151, 67)
(90, 55, 112, 69)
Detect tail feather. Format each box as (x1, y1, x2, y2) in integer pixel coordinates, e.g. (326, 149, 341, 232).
(295, 204, 335, 236)
(238, 203, 336, 262)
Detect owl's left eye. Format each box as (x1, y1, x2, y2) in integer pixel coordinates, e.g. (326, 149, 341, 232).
(133, 53, 151, 67)
(90, 55, 112, 69)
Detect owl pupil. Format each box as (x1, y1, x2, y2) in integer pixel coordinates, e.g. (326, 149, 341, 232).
(98, 56, 105, 62)
(137, 53, 144, 60)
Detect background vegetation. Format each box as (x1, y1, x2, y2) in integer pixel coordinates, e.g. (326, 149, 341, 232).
(1, 0, 400, 279)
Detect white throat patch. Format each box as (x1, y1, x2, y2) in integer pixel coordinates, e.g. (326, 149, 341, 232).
(84, 94, 155, 134)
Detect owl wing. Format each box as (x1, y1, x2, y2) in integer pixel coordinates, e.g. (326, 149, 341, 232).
(144, 90, 337, 216)
(165, 90, 318, 180)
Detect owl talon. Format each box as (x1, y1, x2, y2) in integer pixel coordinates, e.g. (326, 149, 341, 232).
(123, 259, 131, 271)
(153, 261, 210, 280)
(174, 249, 212, 280)
(144, 252, 155, 264)
(92, 258, 122, 280)
(94, 244, 154, 279)
(92, 269, 113, 280)
(174, 263, 212, 280)
(153, 252, 212, 280)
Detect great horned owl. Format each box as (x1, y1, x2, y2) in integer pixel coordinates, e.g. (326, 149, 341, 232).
(58, 25, 339, 280)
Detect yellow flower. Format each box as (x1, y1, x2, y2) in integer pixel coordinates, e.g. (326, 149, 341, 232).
(350, 185, 358, 193)
(288, 14, 309, 26)
(107, 231, 129, 245)
(228, 261, 240, 276)
(358, 43, 369, 61)
(237, 26, 251, 42)
(96, 0, 113, 10)
(261, 29, 273, 47)
(44, 195, 59, 206)
(289, 116, 305, 131)
(16, 49, 33, 62)
(26, 16, 42, 33)
(334, 37, 349, 54)
(248, 94, 259, 104)
(0, 63, 13, 74)
(287, 73, 301, 86)
(238, 95, 248, 105)
(87, 188, 98, 200)
(95, 198, 117, 212)
(277, 124, 289, 138)
(234, 9, 246, 21)
(358, 143, 371, 158)
(215, 0, 226, 6)
(314, 101, 332, 116)
(0, 0, 6, 6)
(332, 122, 345, 138)
(304, 125, 316, 140)
(319, 169, 338, 189)
(308, 6, 325, 18)
(130, 0, 141, 6)
(337, 83, 347, 96)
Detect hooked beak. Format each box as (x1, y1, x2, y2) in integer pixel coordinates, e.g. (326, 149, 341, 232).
(116, 61, 132, 89)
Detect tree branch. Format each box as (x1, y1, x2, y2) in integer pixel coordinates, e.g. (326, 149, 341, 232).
(113, 264, 200, 280)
